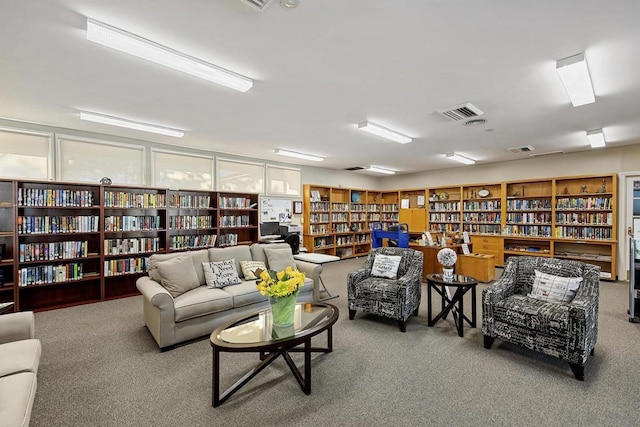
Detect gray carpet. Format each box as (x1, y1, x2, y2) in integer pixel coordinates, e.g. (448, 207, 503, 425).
(30, 258, 640, 426)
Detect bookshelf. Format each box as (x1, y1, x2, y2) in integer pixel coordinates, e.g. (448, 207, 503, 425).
(462, 183, 503, 235)
(16, 181, 102, 310)
(0, 179, 260, 312)
(0, 180, 16, 309)
(380, 191, 400, 230)
(428, 186, 462, 234)
(217, 192, 259, 247)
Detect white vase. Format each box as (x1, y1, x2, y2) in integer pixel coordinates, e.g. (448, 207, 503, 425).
(443, 266, 454, 280)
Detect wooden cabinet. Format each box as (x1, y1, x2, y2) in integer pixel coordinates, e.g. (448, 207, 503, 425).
(457, 254, 495, 283)
(470, 235, 503, 264)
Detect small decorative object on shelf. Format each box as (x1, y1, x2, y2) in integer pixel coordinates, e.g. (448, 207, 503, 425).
(477, 188, 490, 198)
(100, 177, 112, 185)
(437, 247, 458, 280)
(597, 179, 607, 193)
(563, 187, 569, 195)
(581, 184, 588, 193)
(439, 192, 449, 200)
(256, 267, 306, 327)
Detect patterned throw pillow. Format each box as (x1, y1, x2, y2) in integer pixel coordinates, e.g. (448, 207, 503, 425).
(370, 254, 402, 279)
(202, 259, 241, 288)
(239, 260, 267, 280)
(528, 270, 583, 303)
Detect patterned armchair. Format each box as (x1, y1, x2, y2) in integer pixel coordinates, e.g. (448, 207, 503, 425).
(482, 256, 600, 380)
(347, 247, 423, 332)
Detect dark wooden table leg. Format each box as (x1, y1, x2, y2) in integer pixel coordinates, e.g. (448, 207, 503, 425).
(457, 289, 464, 337)
(212, 345, 220, 407)
(427, 281, 433, 325)
(304, 338, 311, 395)
(471, 285, 477, 328)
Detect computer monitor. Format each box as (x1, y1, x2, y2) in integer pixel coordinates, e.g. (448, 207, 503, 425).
(259, 221, 280, 237)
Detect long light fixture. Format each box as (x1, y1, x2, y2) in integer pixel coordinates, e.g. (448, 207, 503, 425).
(274, 149, 323, 162)
(366, 166, 396, 175)
(556, 53, 595, 107)
(86, 18, 253, 92)
(586, 129, 606, 148)
(445, 152, 476, 165)
(357, 121, 412, 144)
(79, 111, 185, 138)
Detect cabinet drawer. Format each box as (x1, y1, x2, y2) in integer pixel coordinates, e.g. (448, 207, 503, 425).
(471, 236, 501, 250)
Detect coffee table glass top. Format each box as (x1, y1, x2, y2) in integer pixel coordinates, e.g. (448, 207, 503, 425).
(215, 303, 337, 346)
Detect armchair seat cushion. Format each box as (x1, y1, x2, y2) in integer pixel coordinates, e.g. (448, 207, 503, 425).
(494, 294, 570, 337)
(352, 277, 403, 301)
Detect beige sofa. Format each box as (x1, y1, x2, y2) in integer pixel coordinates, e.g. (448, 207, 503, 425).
(0, 311, 41, 427)
(136, 243, 322, 349)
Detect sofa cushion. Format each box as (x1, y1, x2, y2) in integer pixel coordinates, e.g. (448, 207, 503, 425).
(208, 246, 252, 279)
(250, 243, 291, 264)
(239, 260, 267, 280)
(0, 339, 41, 377)
(528, 270, 583, 303)
(0, 371, 37, 427)
(263, 246, 297, 272)
(370, 254, 402, 279)
(155, 255, 200, 298)
(494, 294, 571, 337)
(173, 286, 234, 322)
(202, 259, 241, 288)
(222, 280, 269, 308)
(148, 249, 209, 286)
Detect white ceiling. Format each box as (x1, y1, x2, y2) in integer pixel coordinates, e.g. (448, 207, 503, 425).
(1, 0, 639, 175)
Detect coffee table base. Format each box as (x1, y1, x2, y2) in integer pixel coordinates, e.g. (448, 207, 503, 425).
(212, 327, 333, 407)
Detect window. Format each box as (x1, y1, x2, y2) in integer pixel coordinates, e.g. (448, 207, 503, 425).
(0, 127, 52, 179)
(217, 158, 264, 193)
(57, 136, 144, 185)
(152, 150, 213, 190)
(266, 165, 301, 196)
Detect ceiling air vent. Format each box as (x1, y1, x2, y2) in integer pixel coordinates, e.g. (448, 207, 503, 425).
(344, 166, 365, 171)
(464, 119, 487, 126)
(240, 0, 276, 11)
(438, 102, 484, 121)
(507, 145, 535, 154)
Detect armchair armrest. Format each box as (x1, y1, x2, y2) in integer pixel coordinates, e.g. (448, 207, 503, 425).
(0, 311, 35, 345)
(295, 260, 323, 301)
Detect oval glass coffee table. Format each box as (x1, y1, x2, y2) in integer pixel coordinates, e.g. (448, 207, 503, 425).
(210, 302, 339, 407)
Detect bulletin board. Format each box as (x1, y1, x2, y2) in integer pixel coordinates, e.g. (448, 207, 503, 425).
(260, 197, 293, 223)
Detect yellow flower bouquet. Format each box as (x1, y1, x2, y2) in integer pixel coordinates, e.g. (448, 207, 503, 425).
(256, 266, 305, 298)
(255, 266, 306, 328)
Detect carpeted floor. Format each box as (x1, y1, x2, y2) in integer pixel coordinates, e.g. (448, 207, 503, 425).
(30, 257, 640, 426)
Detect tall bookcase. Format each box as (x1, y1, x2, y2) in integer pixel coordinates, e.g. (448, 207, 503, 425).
(0, 179, 260, 312)
(301, 173, 618, 278)
(302, 184, 374, 258)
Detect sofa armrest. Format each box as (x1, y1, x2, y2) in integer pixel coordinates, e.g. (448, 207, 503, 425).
(136, 276, 177, 348)
(295, 260, 323, 301)
(0, 312, 35, 345)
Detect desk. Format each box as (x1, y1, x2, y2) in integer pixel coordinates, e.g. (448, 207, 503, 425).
(293, 253, 340, 301)
(409, 244, 471, 279)
(426, 273, 478, 337)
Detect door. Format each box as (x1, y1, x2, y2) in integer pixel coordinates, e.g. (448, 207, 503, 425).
(621, 173, 640, 279)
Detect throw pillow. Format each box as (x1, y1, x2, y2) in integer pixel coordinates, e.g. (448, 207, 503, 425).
(239, 260, 267, 280)
(263, 247, 297, 272)
(202, 259, 241, 288)
(370, 254, 402, 279)
(528, 270, 583, 303)
(155, 255, 200, 298)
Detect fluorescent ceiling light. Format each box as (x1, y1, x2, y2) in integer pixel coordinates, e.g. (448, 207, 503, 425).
(445, 152, 476, 165)
(357, 121, 412, 144)
(556, 53, 595, 107)
(79, 111, 184, 138)
(274, 149, 323, 162)
(366, 166, 396, 175)
(86, 18, 253, 92)
(586, 129, 606, 148)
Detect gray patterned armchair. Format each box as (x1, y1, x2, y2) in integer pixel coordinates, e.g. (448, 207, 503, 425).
(482, 256, 600, 380)
(347, 247, 423, 332)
